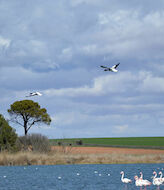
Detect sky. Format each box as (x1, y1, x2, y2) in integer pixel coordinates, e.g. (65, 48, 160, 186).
(0, 0, 164, 138)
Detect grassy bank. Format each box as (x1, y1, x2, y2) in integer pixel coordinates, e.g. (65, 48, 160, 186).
(0, 150, 164, 166)
(50, 137, 164, 149)
(0, 136, 164, 166)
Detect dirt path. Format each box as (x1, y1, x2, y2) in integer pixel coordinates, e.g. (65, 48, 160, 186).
(52, 146, 164, 155)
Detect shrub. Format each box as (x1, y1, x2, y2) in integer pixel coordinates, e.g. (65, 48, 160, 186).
(0, 114, 18, 151)
(18, 133, 51, 153)
(76, 140, 83, 145)
(58, 142, 62, 146)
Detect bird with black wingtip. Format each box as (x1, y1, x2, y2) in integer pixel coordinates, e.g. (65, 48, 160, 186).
(100, 63, 120, 72)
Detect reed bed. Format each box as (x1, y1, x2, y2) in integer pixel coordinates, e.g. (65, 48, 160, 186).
(0, 151, 163, 166)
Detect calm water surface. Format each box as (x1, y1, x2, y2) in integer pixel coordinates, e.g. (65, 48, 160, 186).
(0, 163, 164, 190)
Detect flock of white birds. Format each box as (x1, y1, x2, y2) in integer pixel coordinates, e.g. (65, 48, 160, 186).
(121, 170, 164, 189)
(26, 63, 120, 98)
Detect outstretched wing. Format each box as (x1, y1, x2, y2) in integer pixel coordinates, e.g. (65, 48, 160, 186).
(112, 63, 120, 69)
(26, 92, 36, 97)
(100, 65, 108, 69)
(36, 92, 42, 96)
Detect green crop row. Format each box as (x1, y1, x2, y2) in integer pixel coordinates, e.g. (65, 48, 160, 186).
(50, 137, 164, 148)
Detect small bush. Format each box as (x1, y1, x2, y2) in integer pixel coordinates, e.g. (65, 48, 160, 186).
(76, 140, 83, 145)
(18, 134, 51, 153)
(58, 142, 62, 146)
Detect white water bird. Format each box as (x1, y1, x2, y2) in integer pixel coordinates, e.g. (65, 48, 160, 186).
(152, 171, 162, 189)
(139, 172, 143, 180)
(100, 63, 120, 72)
(159, 171, 164, 183)
(26, 91, 42, 97)
(134, 175, 143, 189)
(139, 172, 152, 189)
(120, 171, 132, 184)
(141, 180, 152, 188)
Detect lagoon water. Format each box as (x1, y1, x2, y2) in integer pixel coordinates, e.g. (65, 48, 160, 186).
(0, 163, 164, 190)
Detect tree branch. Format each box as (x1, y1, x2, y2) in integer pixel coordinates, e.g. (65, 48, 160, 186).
(9, 116, 24, 127)
(27, 119, 42, 132)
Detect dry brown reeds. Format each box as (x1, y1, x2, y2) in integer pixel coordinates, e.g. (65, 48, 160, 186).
(0, 150, 163, 166)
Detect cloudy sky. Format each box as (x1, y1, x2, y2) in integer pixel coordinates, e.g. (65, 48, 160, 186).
(0, 0, 164, 138)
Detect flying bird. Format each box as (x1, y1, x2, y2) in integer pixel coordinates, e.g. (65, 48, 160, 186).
(100, 63, 120, 72)
(26, 91, 42, 97)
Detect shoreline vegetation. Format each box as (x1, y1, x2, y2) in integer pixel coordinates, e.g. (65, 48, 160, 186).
(0, 146, 164, 166)
(0, 133, 164, 166)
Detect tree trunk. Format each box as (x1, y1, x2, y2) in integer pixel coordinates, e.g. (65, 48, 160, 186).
(24, 128, 28, 135)
(24, 120, 28, 136)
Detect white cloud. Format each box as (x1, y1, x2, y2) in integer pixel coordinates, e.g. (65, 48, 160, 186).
(143, 11, 164, 27)
(77, 10, 164, 59)
(43, 71, 164, 108)
(59, 47, 73, 61)
(113, 125, 129, 134)
(70, 0, 100, 6)
(81, 44, 97, 55)
(52, 111, 95, 128)
(98, 10, 139, 26)
(30, 40, 47, 56)
(44, 85, 101, 97)
(44, 71, 136, 97)
(9, 39, 48, 59)
(139, 72, 164, 93)
(33, 59, 59, 70)
(53, 112, 76, 126)
(0, 36, 10, 49)
(98, 13, 109, 25)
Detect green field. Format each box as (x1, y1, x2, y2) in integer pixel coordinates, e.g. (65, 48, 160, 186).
(50, 137, 164, 149)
